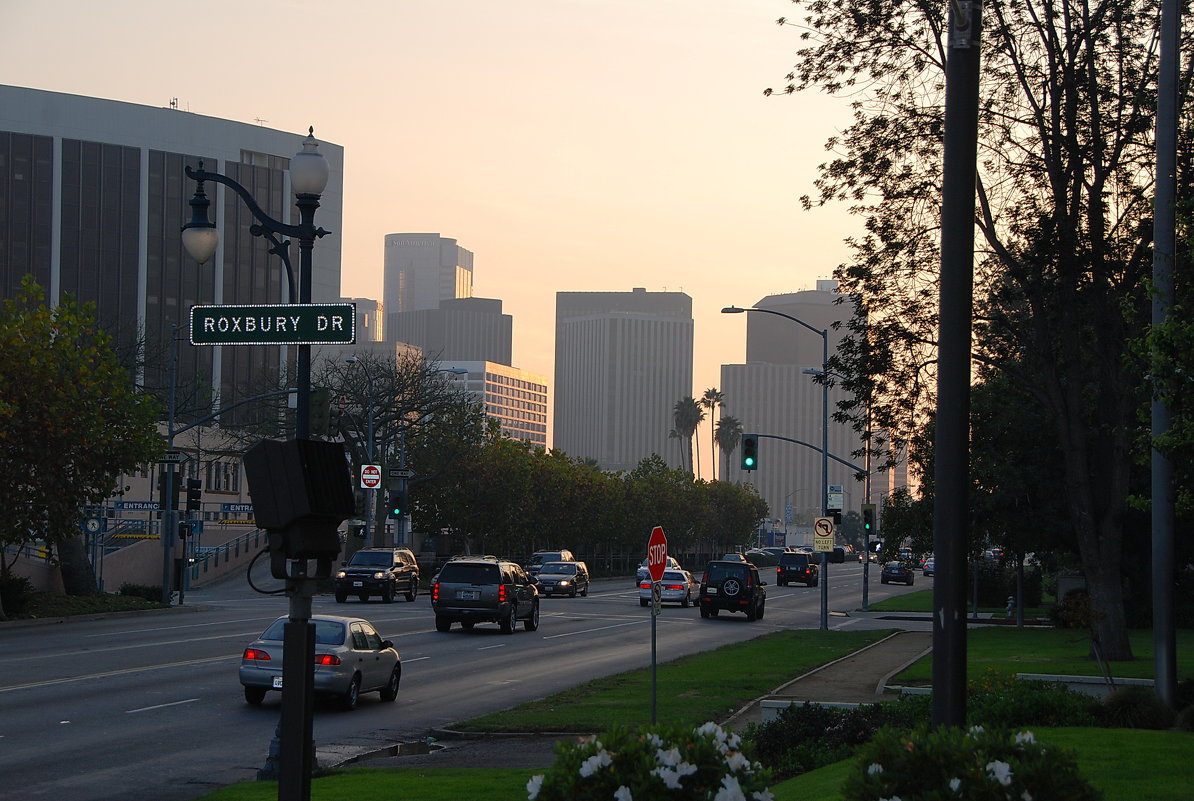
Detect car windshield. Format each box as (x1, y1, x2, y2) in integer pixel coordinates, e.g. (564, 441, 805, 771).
(706, 564, 747, 583)
(261, 618, 346, 645)
(437, 562, 500, 583)
(348, 552, 390, 567)
(540, 563, 575, 575)
(660, 571, 688, 583)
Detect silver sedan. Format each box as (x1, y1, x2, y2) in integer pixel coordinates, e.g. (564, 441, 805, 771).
(239, 614, 401, 710)
(638, 569, 698, 607)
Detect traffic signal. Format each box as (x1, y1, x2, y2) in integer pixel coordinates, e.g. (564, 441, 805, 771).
(861, 503, 877, 533)
(308, 387, 331, 436)
(389, 489, 408, 517)
(185, 479, 203, 514)
(741, 435, 758, 471)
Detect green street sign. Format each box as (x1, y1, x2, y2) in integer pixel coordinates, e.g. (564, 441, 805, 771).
(189, 303, 356, 345)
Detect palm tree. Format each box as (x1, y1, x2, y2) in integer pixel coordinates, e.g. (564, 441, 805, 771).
(700, 388, 724, 480)
(672, 396, 703, 477)
(715, 415, 744, 480)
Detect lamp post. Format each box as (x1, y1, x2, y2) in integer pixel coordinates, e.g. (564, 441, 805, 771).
(723, 305, 830, 631)
(181, 128, 330, 801)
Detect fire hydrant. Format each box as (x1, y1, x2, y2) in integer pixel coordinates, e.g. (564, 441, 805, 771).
(1006, 595, 1015, 617)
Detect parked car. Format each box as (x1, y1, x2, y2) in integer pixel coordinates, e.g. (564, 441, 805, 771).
(526, 550, 575, 578)
(880, 561, 915, 585)
(239, 614, 400, 710)
(638, 569, 697, 607)
(333, 547, 420, 604)
(776, 551, 819, 586)
(431, 556, 540, 633)
(922, 557, 936, 576)
(534, 561, 590, 597)
(698, 560, 767, 621)
(636, 555, 682, 585)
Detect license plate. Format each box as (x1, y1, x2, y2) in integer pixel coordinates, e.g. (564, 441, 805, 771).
(458, 590, 479, 600)
(272, 676, 283, 689)
(707, 587, 717, 595)
(352, 581, 363, 587)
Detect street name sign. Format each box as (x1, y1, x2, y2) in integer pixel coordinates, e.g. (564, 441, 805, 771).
(189, 303, 357, 345)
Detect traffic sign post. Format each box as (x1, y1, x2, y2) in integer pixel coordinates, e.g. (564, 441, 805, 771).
(813, 517, 835, 552)
(813, 517, 833, 632)
(360, 464, 382, 490)
(646, 525, 667, 725)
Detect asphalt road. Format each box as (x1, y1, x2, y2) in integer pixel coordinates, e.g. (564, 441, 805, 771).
(0, 559, 924, 801)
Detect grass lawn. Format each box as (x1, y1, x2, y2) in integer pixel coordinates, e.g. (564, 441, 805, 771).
(865, 588, 1052, 618)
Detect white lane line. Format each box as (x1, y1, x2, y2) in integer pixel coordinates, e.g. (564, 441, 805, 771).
(127, 698, 200, 714)
(478, 644, 507, 651)
(0, 654, 237, 694)
(541, 620, 647, 640)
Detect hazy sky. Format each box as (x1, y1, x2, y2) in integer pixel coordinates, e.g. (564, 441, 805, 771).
(2, 0, 859, 419)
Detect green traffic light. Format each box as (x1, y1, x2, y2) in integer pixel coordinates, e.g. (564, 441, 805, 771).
(743, 456, 755, 467)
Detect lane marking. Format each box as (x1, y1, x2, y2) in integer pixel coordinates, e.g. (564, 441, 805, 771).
(0, 654, 236, 694)
(541, 620, 647, 640)
(127, 698, 200, 714)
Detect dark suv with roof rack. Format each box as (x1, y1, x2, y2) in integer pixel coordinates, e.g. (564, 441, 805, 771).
(333, 547, 420, 603)
(698, 560, 767, 621)
(430, 556, 540, 634)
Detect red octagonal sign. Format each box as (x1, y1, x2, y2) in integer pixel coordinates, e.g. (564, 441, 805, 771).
(647, 525, 668, 583)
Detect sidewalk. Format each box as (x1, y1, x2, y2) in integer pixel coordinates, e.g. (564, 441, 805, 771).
(340, 628, 933, 771)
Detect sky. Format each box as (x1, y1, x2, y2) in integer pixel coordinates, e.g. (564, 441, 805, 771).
(1, 0, 859, 423)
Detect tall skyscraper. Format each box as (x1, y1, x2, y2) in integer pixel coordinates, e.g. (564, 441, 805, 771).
(554, 288, 693, 473)
(439, 361, 549, 448)
(388, 297, 512, 364)
(382, 233, 472, 326)
(0, 84, 345, 422)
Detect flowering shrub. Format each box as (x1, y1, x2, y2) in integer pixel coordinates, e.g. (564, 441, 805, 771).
(527, 722, 773, 801)
(840, 724, 1102, 801)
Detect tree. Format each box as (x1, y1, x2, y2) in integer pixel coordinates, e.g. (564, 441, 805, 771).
(671, 396, 704, 476)
(772, 0, 1179, 660)
(700, 387, 725, 479)
(0, 278, 162, 606)
(714, 414, 744, 481)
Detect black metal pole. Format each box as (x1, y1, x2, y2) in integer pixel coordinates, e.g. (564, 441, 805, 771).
(932, 0, 983, 729)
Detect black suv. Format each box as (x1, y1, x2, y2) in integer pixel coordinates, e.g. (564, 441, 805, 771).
(698, 560, 767, 621)
(334, 547, 420, 603)
(533, 561, 590, 597)
(431, 557, 540, 634)
(776, 552, 819, 586)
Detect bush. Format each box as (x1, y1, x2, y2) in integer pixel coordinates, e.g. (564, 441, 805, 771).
(0, 575, 34, 615)
(527, 722, 773, 801)
(118, 583, 162, 602)
(1099, 685, 1177, 730)
(968, 670, 1101, 728)
(840, 725, 1102, 801)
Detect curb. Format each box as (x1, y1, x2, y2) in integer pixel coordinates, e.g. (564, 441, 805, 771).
(0, 602, 208, 630)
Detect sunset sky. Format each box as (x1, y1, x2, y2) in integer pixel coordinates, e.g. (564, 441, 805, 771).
(2, 0, 860, 419)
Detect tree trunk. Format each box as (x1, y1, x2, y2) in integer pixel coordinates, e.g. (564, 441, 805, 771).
(58, 535, 98, 596)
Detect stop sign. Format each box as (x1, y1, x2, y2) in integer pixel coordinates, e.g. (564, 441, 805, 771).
(647, 526, 668, 582)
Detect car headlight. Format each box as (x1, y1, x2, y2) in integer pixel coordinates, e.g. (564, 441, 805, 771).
(558, 580, 571, 586)
(373, 572, 386, 580)
(335, 571, 347, 580)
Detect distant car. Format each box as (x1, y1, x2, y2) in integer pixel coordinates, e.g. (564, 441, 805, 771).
(745, 548, 777, 567)
(698, 560, 767, 621)
(776, 551, 819, 586)
(333, 547, 420, 604)
(922, 557, 935, 576)
(526, 550, 575, 579)
(881, 561, 915, 585)
(639, 569, 698, 607)
(721, 553, 749, 562)
(534, 561, 590, 597)
(431, 556, 540, 633)
(239, 614, 401, 710)
(636, 555, 682, 585)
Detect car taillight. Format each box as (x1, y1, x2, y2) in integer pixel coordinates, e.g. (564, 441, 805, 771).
(243, 648, 270, 661)
(665, 584, 683, 590)
(701, 572, 709, 584)
(314, 654, 341, 666)
(432, 582, 440, 601)
(498, 584, 508, 602)
(639, 582, 652, 589)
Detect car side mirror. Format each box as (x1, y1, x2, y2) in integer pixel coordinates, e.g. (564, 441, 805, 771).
(381, 640, 394, 649)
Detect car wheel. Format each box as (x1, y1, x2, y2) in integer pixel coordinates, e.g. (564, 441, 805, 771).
(746, 603, 758, 621)
(640, 598, 649, 607)
(341, 674, 361, 711)
(405, 582, 417, 602)
(757, 600, 766, 620)
(570, 587, 577, 598)
(334, 591, 347, 603)
(381, 584, 394, 603)
(881, 577, 888, 584)
(681, 592, 690, 608)
(435, 615, 452, 632)
(908, 578, 915, 585)
(581, 584, 588, 597)
(379, 665, 401, 702)
(699, 604, 710, 619)
(461, 621, 475, 630)
(358, 593, 369, 603)
(524, 601, 540, 631)
(244, 686, 266, 705)
(709, 607, 719, 617)
(500, 605, 517, 634)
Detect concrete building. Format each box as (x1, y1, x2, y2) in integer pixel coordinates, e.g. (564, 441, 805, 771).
(382, 233, 473, 325)
(554, 288, 693, 473)
(342, 296, 382, 343)
(440, 361, 549, 448)
(719, 283, 867, 544)
(388, 296, 513, 365)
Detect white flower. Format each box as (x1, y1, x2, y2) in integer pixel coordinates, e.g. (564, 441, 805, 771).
(652, 767, 684, 790)
(968, 725, 985, 738)
(646, 733, 664, 748)
(713, 774, 747, 801)
(526, 774, 543, 800)
(1021, 793, 1034, 801)
(878, 797, 902, 801)
(656, 747, 682, 767)
(677, 761, 698, 778)
(867, 763, 885, 776)
(949, 777, 961, 792)
(725, 751, 751, 772)
(579, 750, 612, 778)
(727, 731, 743, 750)
(986, 760, 1014, 786)
(751, 791, 775, 801)
(614, 786, 633, 801)
(1015, 730, 1036, 745)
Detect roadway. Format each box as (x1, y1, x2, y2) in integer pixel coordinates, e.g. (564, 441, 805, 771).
(0, 559, 926, 801)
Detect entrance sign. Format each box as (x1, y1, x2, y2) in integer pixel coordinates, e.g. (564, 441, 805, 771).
(646, 526, 668, 583)
(813, 516, 835, 552)
(190, 303, 356, 345)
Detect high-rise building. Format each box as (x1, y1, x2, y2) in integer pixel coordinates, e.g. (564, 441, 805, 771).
(439, 361, 549, 448)
(342, 297, 382, 343)
(0, 84, 345, 420)
(388, 297, 512, 365)
(554, 288, 693, 473)
(382, 233, 472, 329)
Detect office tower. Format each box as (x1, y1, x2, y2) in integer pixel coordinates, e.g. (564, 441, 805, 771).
(439, 361, 549, 448)
(388, 297, 513, 365)
(0, 84, 345, 422)
(554, 288, 693, 473)
(342, 297, 382, 343)
(382, 233, 472, 327)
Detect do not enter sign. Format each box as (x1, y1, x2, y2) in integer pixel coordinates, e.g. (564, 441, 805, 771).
(360, 464, 382, 489)
(647, 526, 668, 583)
